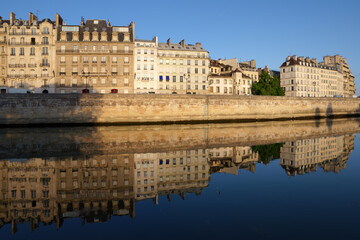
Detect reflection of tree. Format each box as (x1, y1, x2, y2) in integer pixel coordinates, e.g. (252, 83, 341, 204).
(251, 143, 284, 165)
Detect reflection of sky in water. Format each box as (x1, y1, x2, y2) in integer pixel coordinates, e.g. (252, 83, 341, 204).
(0, 133, 359, 240)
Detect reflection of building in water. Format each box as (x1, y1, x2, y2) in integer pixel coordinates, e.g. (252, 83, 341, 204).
(134, 149, 210, 203)
(280, 135, 355, 176)
(0, 137, 355, 233)
(0, 158, 57, 234)
(209, 146, 258, 175)
(55, 154, 135, 226)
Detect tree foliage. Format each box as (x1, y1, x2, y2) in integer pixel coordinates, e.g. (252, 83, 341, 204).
(251, 143, 284, 165)
(252, 71, 285, 96)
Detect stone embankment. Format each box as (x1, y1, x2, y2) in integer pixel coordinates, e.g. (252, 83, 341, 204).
(0, 94, 360, 125)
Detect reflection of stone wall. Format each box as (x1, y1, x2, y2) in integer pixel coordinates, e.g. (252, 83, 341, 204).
(1, 118, 360, 160)
(280, 135, 355, 176)
(1, 94, 360, 125)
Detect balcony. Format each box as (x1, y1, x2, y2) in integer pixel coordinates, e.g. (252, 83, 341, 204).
(41, 42, 49, 45)
(40, 63, 50, 67)
(9, 32, 37, 35)
(7, 74, 32, 78)
(56, 49, 79, 54)
(124, 72, 130, 76)
(111, 72, 118, 75)
(72, 72, 78, 75)
(8, 64, 26, 68)
(59, 72, 66, 76)
(41, 52, 49, 56)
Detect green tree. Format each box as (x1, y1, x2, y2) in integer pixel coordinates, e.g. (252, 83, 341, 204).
(251, 143, 284, 165)
(252, 71, 285, 96)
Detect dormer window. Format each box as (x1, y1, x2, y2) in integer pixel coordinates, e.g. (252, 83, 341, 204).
(94, 20, 99, 24)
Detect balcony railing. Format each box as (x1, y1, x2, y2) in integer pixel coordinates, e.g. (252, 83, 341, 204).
(7, 74, 37, 78)
(40, 63, 50, 67)
(59, 72, 66, 76)
(9, 32, 37, 35)
(72, 72, 78, 75)
(9, 64, 26, 68)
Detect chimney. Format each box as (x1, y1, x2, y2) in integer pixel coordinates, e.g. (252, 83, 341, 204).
(29, 12, 34, 25)
(167, 38, 171, 46)
(311, 58, 318, 64)
(250, 59, 256, 68)
(292, 55, 297, 61)
(10, 12, 16, 25)
(153, 36, 158, 46)
(56, 13, 63, 26)
(107, 20, 110, 27)
(286, 56, 290, 61)
(196, 42, 201, 47)
(179, 39, 185, 47)
(130, 21, 135, 42)
(81, 16, 85, 26)
(305, 57, 310, 63)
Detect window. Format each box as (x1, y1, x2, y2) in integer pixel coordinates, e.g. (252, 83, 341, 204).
(187, 60, 191, 65)
(166, 76, 170, 81)
(20, 48, 24, 55)
(73, 56, 78, 63)
(159, 76, 163, 81)
(42, 47, 48, 55)
(43, 27, 49, 34)
(30, 48, 35, 55)
(180, 76, 183, 82)
(42, 37, 48, 44)
(93, 56, 97, 63)
(112, 56, 117, 63)
(124, 57, 129, 63)
(31, 28, 36, 35)
(84, 56, 88, 63)
(101, 56, 106, 63)
(60, 56, 65, 63)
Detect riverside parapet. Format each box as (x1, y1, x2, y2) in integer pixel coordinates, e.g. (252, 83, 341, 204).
(0, 94, 360, 125)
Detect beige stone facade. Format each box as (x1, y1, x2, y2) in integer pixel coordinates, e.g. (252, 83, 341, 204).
(280, 135, 354, 176)
(55, 15, 134, 94)
(0, 12, 57, 93)
(280, 55, 344, 97)
(209, 59, 257, 95)
(218, 58, 259, 95)
(322, 55, 355, 97)
(157, 39, 210, 94)
(134, 37, 158, 93)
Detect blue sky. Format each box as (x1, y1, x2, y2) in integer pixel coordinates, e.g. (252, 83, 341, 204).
(1, 0, 360, 93)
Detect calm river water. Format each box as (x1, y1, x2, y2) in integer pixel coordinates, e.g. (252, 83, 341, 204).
(0, 119, 360, 240)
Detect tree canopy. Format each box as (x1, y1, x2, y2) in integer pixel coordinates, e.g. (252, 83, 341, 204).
(252, 71, 285, 96)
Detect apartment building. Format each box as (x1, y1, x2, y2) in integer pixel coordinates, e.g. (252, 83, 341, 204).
(209, 59, 254, 95)
(280, 55, 343, 97)
(157, 39, 210, 94)
(280, 135, 354, 176)
(134, 148, 210, 202)
(219, 58, 259, 95)
(0, 12, 57, 93)
(134, 37, 158, 93)
(55, 15, 134, 94)
(322, 55, 355, 97)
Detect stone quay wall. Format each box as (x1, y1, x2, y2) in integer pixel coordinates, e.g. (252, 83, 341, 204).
(0, 94, 360, 125)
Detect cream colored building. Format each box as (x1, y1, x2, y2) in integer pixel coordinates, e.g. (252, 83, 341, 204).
(134, 37, 158, 93)
(280, 55, 343, 97)
(280, 135, 354, 176)
(157, 39, 210, 94)
(0, 12, 57, 93)
(209, 59, 254, 95)
(55, 15, 135, 94)
(134, 148, 210, 202)
(219, 58, 259, 95)
(209, 146, 259, 174)
(322, 55, 355, 97)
